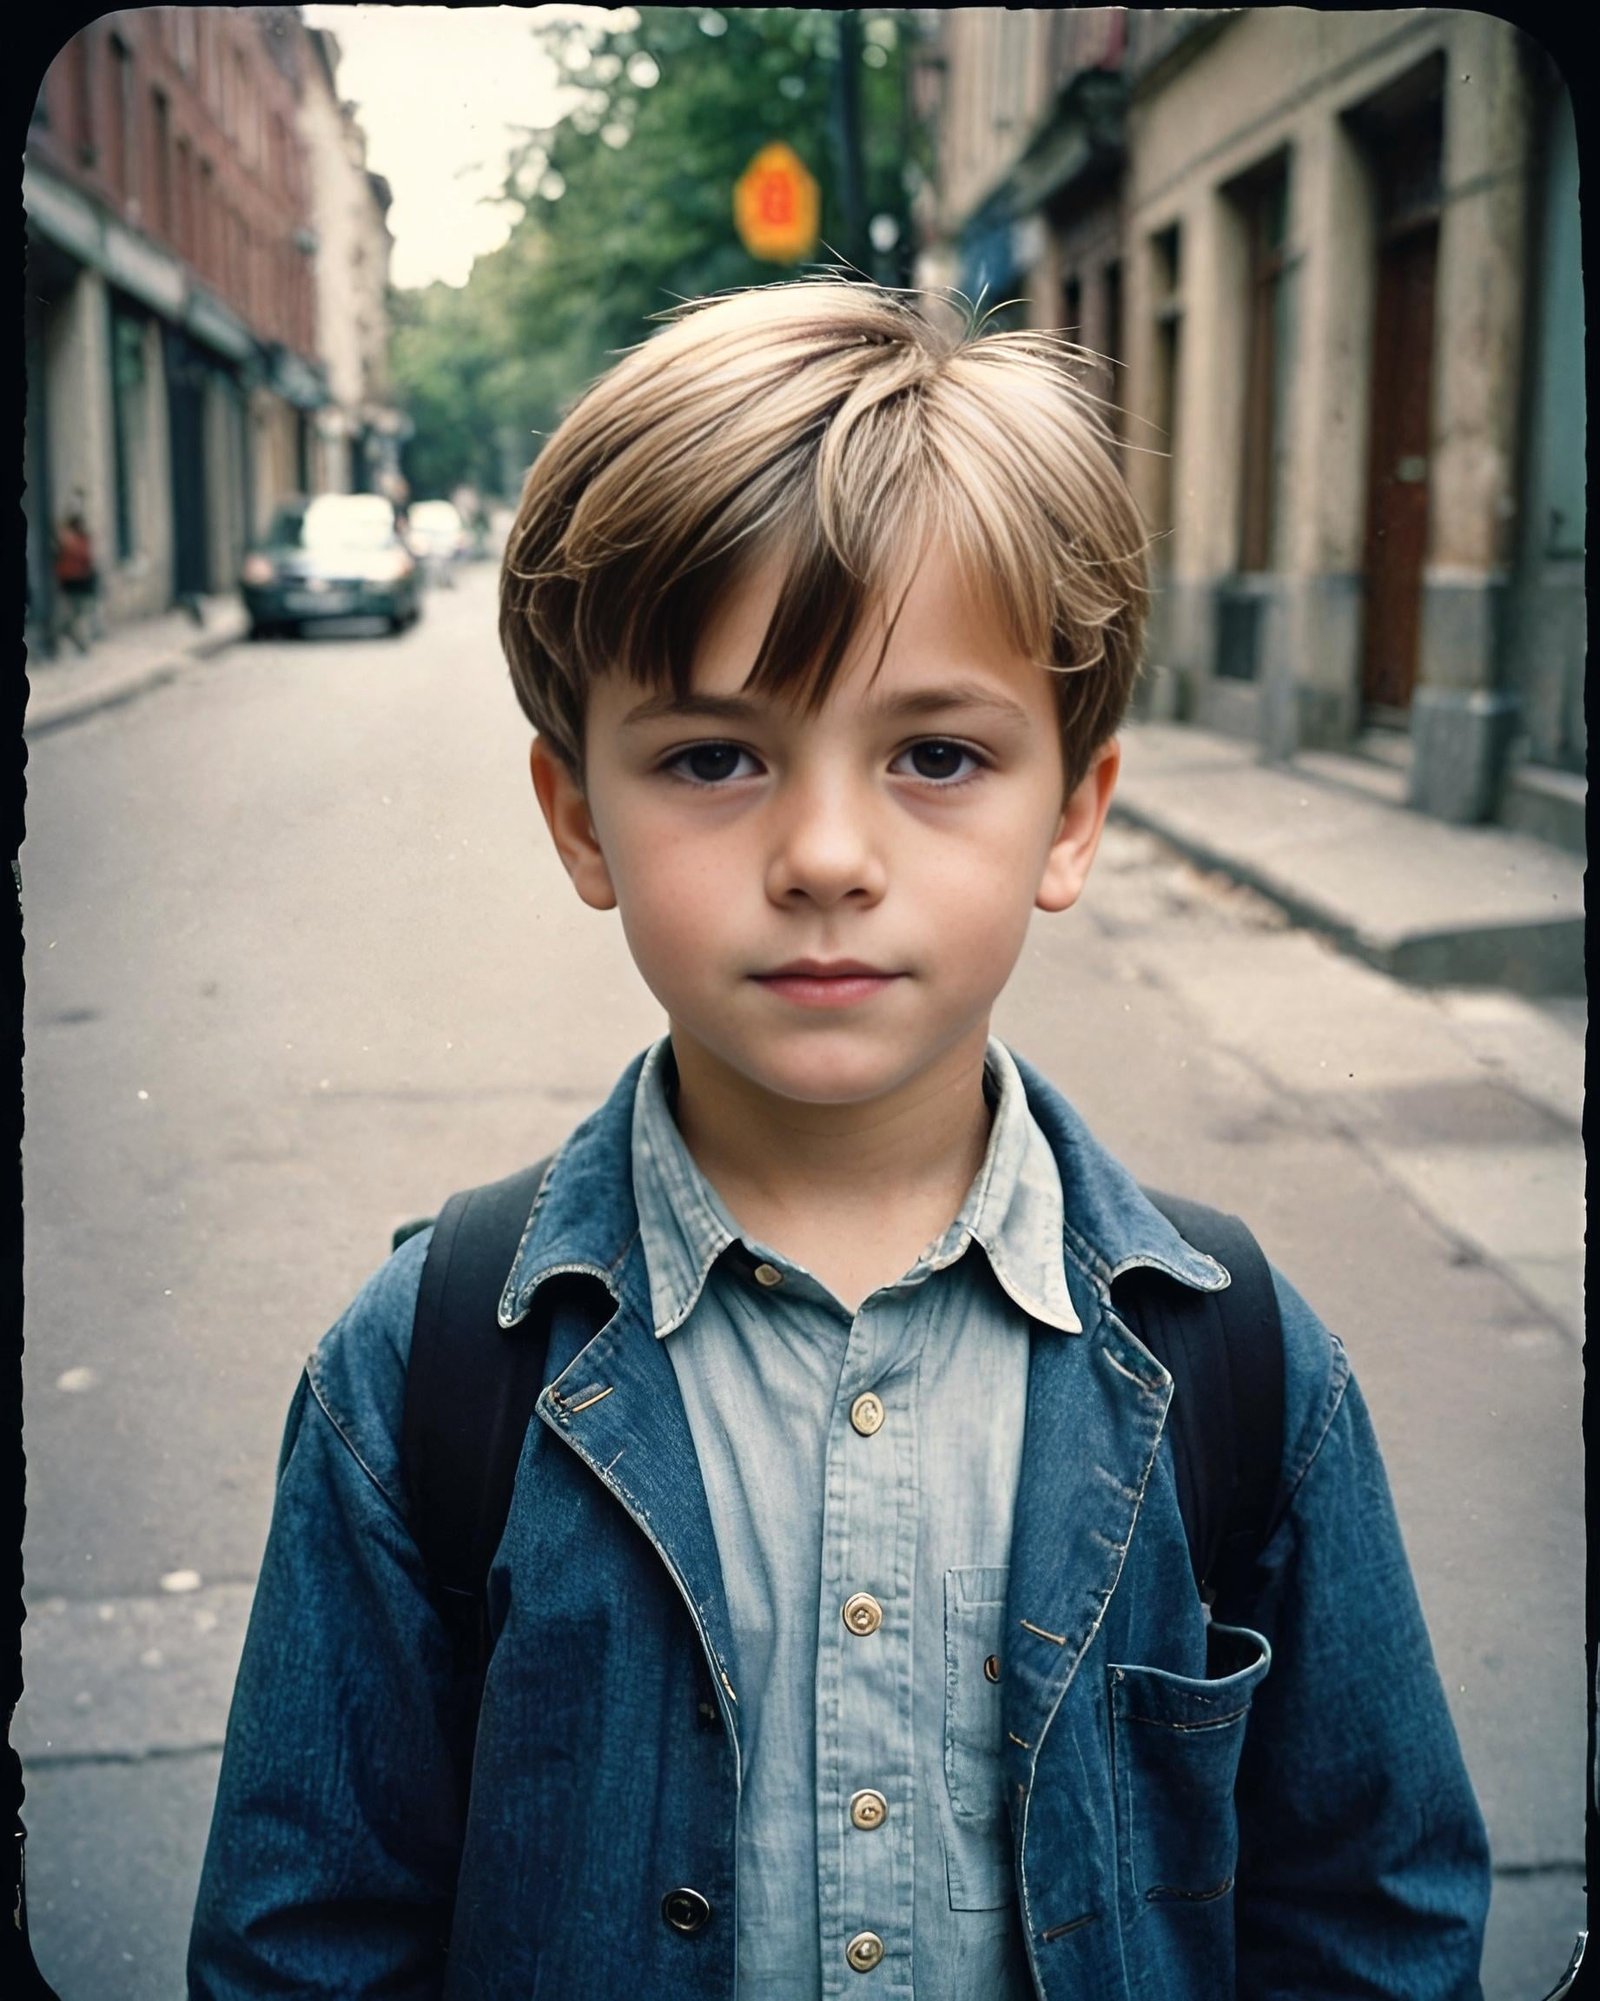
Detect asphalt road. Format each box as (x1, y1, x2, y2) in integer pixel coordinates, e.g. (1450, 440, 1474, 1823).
(16, 565, 1585, 1998)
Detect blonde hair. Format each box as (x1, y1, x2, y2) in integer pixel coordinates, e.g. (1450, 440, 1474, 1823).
(500, 278, 1148, 792)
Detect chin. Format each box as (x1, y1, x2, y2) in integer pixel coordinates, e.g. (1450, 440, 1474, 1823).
(720, 1026, 963, 1109)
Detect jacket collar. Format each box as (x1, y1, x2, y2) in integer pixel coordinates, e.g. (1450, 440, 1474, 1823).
(629, 1035, 1082, 1337)
(499, 1041, 1227, 1328)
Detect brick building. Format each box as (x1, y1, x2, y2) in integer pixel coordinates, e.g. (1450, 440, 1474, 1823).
(24, 8, 336, 642)
(916, 9, 1583, 846)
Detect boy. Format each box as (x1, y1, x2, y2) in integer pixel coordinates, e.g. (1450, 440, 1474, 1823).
(189, 281, 1489, 1998)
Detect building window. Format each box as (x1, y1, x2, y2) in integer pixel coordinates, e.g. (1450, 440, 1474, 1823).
(175, 135, 192, 260)
(173, 6, 197, 76)
(270, 112, 288, 194)
(1230, 153, 1294, 573)
(198, 157, 216, 278)
(1149, 223, 1183, 565)
(151, 88, 173, 238)
(106, 33, 136, 202)
(199, 12, 219, 112)
(234, 50, 252, 161)
(62, 33, 95, 163)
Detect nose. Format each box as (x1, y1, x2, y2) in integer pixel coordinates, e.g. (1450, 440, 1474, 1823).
(764, 768, 887, 910)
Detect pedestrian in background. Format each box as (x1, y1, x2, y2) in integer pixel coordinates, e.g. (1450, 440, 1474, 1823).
(51, 500, 100, 654)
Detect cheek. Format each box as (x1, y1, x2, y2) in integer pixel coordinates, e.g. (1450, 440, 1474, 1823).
(916, 796, 1061, 908)
(604, 820, 743, 965)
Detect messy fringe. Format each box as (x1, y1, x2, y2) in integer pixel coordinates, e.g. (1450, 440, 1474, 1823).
(501, 274, 1150, 794)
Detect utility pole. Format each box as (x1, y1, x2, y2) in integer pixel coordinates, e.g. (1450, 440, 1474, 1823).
(833, 9, 867, 273)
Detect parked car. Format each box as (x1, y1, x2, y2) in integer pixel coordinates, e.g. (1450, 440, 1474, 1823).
(240, 493, 422, 638)
(406, 498, 470, 587)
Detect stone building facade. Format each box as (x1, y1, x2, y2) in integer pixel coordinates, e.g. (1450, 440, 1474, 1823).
(916, 9, 1583, 843)
(297, 27, 406, 499)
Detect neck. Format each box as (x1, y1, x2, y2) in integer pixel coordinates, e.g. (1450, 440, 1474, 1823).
(667, 1026, 995, 1276)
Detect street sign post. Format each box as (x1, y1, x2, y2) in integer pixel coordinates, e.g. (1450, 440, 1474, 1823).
(734, 142, 820, 264)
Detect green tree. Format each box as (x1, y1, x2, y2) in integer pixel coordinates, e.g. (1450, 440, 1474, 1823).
(390, 8, 930, 494)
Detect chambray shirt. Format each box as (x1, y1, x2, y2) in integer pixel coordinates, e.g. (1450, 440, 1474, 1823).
(632, 1036, 1081, 1999)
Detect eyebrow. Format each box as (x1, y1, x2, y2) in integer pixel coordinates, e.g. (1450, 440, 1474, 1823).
(620, 680, 1034, 729)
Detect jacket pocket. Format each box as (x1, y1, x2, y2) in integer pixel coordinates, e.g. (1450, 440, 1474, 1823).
(1108, 1622, 1271, 1913)
(943, 1566, 1014, 1910)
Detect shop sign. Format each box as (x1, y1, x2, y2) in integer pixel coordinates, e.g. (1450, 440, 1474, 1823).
(734, 142, 820, 263)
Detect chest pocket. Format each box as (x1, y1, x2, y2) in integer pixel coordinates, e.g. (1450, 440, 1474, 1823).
(943, 1565, 1014, 1910)
(1109, 1620, 1272, 1918)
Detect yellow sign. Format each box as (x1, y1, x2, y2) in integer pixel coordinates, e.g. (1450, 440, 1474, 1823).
(734, 142, 820, 264)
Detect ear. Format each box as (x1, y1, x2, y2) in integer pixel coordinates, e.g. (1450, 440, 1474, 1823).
(529, 735, 618, 912)
(1035, 738, 1121, 914)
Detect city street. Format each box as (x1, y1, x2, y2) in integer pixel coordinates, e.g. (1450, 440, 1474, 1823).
(16, 562, 1585, 1999)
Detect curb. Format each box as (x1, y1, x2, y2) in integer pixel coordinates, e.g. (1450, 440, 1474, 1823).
(24, 620, 245, 739)
(1108, 796, 1586, 1000)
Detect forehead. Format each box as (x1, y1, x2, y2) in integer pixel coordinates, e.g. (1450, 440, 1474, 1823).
(685, 538, 1047, 710)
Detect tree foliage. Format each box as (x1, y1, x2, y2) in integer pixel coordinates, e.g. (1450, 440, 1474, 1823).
(391, 8, 929, 498)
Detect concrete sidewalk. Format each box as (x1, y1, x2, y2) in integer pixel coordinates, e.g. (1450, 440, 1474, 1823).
(23, 594, 248, 738)
(1114, 723, 1585, 997)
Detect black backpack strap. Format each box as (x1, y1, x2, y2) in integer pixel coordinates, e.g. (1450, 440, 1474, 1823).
(1114, 1190, 1286, 1608)
(400, 1156, 553, 1672)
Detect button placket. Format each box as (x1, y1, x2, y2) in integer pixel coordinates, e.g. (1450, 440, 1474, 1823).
(819, 1292, 919, 1998)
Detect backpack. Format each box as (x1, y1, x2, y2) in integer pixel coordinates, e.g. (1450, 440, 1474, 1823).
(396, 1162, 1285, 1681)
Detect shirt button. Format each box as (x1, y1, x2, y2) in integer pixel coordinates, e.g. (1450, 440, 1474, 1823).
(661, 1887, 712, 1934)
(842, 1592, 883, 1636)
(849, 1391, 885, 1436)
(984, 1654, 1002, 1684)
(846, 1930, 885, 1972)
(849, 1788, 888, 1831)
(751, 1261, 783, 1287)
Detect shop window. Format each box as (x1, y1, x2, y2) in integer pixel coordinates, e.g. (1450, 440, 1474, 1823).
(110, 299, 148, 561)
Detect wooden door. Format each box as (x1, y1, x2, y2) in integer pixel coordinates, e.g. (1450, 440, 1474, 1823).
(1360, 219, 1438, 712)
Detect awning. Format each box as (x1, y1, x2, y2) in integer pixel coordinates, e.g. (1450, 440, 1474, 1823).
(185, 288, 253, 365)
(266, 344, 329, 411)
(23, 162, 100, 267)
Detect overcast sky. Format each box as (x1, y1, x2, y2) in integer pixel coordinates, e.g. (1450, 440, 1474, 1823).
(300, 5, 623, 290)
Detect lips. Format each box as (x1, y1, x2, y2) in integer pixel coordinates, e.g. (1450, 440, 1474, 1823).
(758, 959, 893, 979)
(751, 960, 905, 1009)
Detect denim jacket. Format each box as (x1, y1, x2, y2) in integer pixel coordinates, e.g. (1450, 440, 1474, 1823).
(189, 1048, 1490, 2000)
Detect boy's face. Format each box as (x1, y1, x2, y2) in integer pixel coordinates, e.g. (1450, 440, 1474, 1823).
(532, 542, 1119, 1112)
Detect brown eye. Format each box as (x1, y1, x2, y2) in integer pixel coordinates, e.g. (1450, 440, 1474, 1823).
(900, 740, 978, 782)
(669, 743, 754, 784)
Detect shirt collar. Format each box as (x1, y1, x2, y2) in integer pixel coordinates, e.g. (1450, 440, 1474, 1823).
(631, 1038, 742, 1338)
(630, 1035, 1081, 1339)
(499, 1042, 1228, 1334)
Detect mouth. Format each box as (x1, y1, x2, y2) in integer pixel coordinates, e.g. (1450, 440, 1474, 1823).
(750, 961, 905, 1009)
